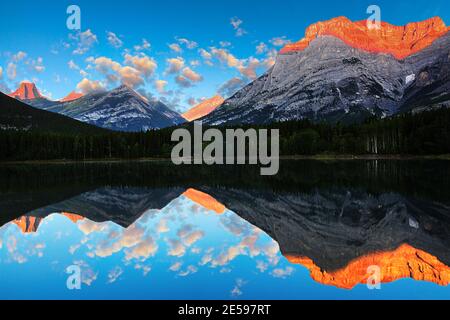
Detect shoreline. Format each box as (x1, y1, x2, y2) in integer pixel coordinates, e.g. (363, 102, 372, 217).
(0, 154, 449, 165)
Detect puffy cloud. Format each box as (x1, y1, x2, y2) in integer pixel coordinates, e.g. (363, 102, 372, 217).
(118, 66, 144, 87)
(71, 29, 98, 55)
(190, 60, 200, 67)
(271, 266, 294, 278)
(134, 39, 151, 51)
(169, 43, 182, 53)
(93, 56, 146, 88)
(167, 238, 186, 257)
(218, 77, 246, 97)
(199, 48, 213, 66)
(77, 219, 108, 235)
(220, 41, 232, 48)
(106, 31, 123, 48)
(68, 59, 80, 70)
(177, 38, 198, 49)
(270, 36, 291, 47)
(169, 262, 182, 272)
(7, 62, 17, 80)
(124, 53, 157, 78)
(199, 48, 212, 60)
(175, 75, 192, 88)
(76, 78, 105, 94)
(0, 66, 2, 78)
(230, 17, 247, 37)
(181, 67, 203, 82)
(125, 236, 158, 261)
(154, 79, 168, 94)
(256, 42, 268, 54)
(107, 266, 123, 283)
(94, 224, 145, 258)
(231, 279, 246, 297)
(94, 56, 121, 74)
(165, 57, 185, 74)
(210, 47, 240, 68)
(237, 57, 260, 79)
(12, 51, 27, 62)
(178, 265, 198, 277)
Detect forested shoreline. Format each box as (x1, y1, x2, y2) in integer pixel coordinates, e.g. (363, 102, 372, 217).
(1, 108, 449, 161)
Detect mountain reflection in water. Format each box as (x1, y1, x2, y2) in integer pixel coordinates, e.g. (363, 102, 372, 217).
(0, 160, 449, 299)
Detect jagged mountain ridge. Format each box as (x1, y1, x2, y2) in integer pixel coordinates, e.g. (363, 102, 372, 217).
(204, 17, 450, 125)
(42, 85, 185, 131)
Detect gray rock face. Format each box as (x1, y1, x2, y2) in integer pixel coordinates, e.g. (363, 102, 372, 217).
(199, 186, 450, 271)
(204, 33, 450, 125)
(41, 85, 185, 132)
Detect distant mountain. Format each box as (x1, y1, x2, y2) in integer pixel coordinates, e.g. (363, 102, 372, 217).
(182, 96, 224, 121)
(9, 81, 43, 100)
(204, 17, 450, 125)
(0, 92, 108, 134)
(60, 91, 83, 102)
(8, 81, 58, 109)
(43, 85, 185, 132)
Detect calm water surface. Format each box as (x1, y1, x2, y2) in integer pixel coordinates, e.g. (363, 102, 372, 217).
(0, 160, 449, 300)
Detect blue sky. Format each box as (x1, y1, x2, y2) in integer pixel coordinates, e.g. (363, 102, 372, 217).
(0, 0, 449, 112)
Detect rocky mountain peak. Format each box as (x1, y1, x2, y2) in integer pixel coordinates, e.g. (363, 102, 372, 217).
(8, 81, 43, 100)
(280, 16, 450, 59)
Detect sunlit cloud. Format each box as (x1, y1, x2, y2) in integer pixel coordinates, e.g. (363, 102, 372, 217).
(71, 29, 98, 55)
(106, 31, 123, 49)
(107, 266, 123, 283)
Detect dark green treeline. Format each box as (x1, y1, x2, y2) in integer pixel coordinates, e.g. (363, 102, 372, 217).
(0, 108, 449, 161)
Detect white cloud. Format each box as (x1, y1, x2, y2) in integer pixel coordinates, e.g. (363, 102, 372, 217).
(167, 238, 186, 257)
(125, 236, 158, 261)
(0, 66, 2, 79)
(154, 79, 168, 94)
(199, 48, 213, 66)
(7, 62, 16, 80)
(118, 66, 144, 87)
(68, 59, 80, 70)
(270, 36, 291, 47)
(256, 42, 268, 54)
(12, 51, 27, 62)
(71, 29, 98, 55)
(165, 57, 185, 74)
(124, 53, 157, 78)
(218, 77, 246, 97)
(169, 262, 182, 272)
(177, 38, 198, 49)
(169, 43, 182, 53)
(175, 75, 192, 88)
(181, 67, 203, 82)
(76, 78, 105, 94)
(107, 266, 123, 283)
(271, 266, 294, 278)
(107, 31, 123, 48)
(134, 39, 151, 51)
(230, 17, 247, 37)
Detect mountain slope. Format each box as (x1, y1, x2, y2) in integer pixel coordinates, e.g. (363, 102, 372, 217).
(44, 85, 185, 132)
(182, 96, 224, 121)
(60, 91, 83, 102)
(8, 81, 58, 109)
(204, 17, 450, 125)
(0, 92, 108, 134)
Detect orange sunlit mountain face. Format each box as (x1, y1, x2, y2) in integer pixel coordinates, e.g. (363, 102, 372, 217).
(286, 244, 450, 289)
(280, 16, 450, 59)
